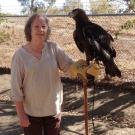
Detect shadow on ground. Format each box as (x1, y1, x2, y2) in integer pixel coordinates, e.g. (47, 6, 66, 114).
(0, 100, 23, 135)
(61, 73, 135, 134)
(0, 69, 135, 135)
(0, 67, 11, 75)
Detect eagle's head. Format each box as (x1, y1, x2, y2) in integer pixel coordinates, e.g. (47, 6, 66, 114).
(68, 8, 89, 22)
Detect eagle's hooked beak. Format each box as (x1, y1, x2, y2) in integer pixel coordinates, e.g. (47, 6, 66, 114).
(68, 12, 74, 18)
(68, 10, 79, 18)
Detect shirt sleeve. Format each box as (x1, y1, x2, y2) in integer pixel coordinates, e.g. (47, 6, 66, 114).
(55, 43, 74, 72)
(10, 51, 24, 101)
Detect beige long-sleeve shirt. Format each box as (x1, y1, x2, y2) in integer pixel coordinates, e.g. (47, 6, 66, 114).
(11, 41, 73, 117)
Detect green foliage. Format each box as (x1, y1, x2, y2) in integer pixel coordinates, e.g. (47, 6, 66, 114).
(0, 6, 11, 43)
(90, 0, 117, 14)
(0, 18, 5, 24)
(0, 31, 10, 43)
(110, 0, 135, 13)
(46, 7, 64, 15)
(0, 13, 7, 24)
(63, 0, 83, 14)
(115, 19, 135, 38)
(18, 0, 56, 14)
(121, 19, 135, 29)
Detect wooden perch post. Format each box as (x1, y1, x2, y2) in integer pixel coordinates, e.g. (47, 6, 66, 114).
(78, 74, 90, 135)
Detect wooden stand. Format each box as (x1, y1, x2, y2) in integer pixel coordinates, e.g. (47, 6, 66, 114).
(78, 74, 89, 135)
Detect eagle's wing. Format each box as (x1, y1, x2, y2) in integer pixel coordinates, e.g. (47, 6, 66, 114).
(85, 22, 116, 58)
(73, 30, 84, 53)
(82, 24, 121, 77)
(82, 25, 111, 61)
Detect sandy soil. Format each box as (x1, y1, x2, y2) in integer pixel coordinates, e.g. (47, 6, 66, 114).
(0, 68, 135, 135)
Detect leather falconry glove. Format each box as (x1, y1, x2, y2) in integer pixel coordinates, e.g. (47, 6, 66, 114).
(69, 59, 101, 80)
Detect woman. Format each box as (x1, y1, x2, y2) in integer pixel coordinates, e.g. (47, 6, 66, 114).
(10, 13, 73, 135)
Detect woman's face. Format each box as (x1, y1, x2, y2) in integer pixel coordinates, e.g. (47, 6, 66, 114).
(31, 16, 48, 41)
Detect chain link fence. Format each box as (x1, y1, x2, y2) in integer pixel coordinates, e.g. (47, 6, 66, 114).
(0, 14, 135, 76)
(0, 14, 135, 135)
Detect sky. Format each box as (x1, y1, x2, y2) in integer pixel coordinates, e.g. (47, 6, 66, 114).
(0, 0, 23, 14)
(0, 0, 126, 15)
(0, 0, 90, 15)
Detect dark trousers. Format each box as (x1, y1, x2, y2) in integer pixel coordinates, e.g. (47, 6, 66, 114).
(23, 115, 60, 135)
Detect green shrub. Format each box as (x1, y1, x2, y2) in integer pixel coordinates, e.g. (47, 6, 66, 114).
(0, 13, 7, 24)
(121, 20, 135, 30)
(115, 19, 135, 38)
(0, 31, 10, 43)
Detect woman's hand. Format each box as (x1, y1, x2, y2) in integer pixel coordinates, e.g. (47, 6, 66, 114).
(19, 113, 31, 127)
(15, 101, 31, 127)
(54, 113, 61, 128)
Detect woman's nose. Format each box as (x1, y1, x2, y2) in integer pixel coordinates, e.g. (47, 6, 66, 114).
(39, 27, 44, 32)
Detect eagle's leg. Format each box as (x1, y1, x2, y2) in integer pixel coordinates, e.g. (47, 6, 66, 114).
(85, 49, 91, 66)
(104, 74, 111, 80)
(95, 58, 99, 65)
(86, 58, 90, 66)
(104, 66, 111, 80)
(86, 55, 95, 84)
(86, 53, 90, 66)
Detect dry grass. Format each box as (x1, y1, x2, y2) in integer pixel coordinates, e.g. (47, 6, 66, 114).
(0, 16, 135, 69)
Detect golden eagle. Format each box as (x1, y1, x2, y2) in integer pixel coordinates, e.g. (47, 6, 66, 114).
(69, 8, 121, 78)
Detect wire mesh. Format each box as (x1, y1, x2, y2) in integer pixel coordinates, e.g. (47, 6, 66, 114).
(0, 15, 135, 75)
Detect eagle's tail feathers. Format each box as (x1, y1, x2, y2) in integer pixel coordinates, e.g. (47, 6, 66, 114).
(104, 60, 121, 78)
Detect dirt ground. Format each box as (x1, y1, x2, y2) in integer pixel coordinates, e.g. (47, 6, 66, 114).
(0, 67, 135, 135)
(0, 38, 135, 135)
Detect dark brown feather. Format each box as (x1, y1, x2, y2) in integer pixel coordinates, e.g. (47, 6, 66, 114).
(69, 8, 121, 78)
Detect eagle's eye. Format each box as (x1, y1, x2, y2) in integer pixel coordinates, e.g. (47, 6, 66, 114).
(73, 9, 79, 16)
